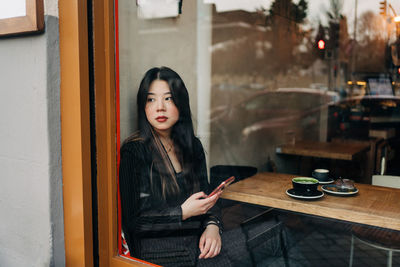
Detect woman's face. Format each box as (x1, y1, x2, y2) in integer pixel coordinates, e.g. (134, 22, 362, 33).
(145, 80, 180, 136)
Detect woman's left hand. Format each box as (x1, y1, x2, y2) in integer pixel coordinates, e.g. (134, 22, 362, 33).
(198, 224, 221, 259)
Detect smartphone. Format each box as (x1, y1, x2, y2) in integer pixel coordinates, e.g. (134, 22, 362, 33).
(207, 176, 235, 198)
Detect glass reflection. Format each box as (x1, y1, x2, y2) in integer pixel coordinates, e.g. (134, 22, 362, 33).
(117, 0, 400, 265)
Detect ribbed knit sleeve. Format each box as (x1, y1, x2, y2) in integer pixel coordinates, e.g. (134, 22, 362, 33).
(193, 138, 223, 232)
(119, 142, 142, 255)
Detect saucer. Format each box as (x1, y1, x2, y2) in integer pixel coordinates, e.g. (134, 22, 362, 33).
(312, 175, 334, 184)
(317, 179, 334, 184)
(286, 188, 324, 200)
(321, 185, 358, 196)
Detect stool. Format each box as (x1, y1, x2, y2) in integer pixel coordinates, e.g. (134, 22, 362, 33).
(349, 225, 400, 267)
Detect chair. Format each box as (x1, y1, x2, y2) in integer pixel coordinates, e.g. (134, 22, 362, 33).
(210, 165, 261, 229)
(349, 175, 400, 267)
(241, 208, 289, 266)
(210, 165, 258, 189)
(210, 165, 288, 265)
(210, 165, 258, 212)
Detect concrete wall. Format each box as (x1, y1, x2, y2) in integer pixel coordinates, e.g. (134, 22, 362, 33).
(0, 0, 64, 266)
(119, 0, 202, 142)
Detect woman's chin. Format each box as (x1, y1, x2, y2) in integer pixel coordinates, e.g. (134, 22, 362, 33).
(153, 126, 173, 135)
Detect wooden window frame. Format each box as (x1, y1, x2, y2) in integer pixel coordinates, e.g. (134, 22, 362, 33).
(0, 0, 44, 37)
(59, 0, 93, 265)
(92, 0, 153, 265)
(59, 0, 155, 265)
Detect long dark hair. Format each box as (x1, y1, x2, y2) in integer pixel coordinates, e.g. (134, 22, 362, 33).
(136, 66, 199, 200)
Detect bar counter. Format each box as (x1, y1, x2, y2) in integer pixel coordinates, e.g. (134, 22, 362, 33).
(221, 172, 400, 231)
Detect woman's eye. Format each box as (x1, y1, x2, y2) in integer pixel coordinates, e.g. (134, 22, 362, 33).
(147, 98, 155, 102)
(165, 96, 172, 101)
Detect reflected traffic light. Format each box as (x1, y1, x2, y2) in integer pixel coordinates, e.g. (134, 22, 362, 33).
(329, 22, 340, 49)
(318, 39, 326, 50)
(314, 23, 326, 59)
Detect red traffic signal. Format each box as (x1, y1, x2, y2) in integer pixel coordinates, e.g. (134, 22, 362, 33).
(317, 39, 325, 50)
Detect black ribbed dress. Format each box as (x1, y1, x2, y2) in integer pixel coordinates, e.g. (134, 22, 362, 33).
(119, 137, 239, 266)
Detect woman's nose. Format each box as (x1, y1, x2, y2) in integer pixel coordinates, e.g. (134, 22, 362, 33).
(156, 99, 166, 111)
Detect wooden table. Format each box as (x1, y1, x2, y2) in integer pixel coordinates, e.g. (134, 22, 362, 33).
(276, 140, 370, 161)
(276, 140, 372, 183)
(221, 172, 400, 231)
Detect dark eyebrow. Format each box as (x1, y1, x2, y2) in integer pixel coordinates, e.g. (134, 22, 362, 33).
(146, 92, 172, 95)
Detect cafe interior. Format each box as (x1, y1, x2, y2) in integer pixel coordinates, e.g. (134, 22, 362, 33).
(118, 0, 400, 266)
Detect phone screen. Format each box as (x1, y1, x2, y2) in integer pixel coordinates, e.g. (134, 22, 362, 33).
(207, 176, 235, 198)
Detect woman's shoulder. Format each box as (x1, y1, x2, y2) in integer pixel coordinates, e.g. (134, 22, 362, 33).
(120, 132, 146, 154)
(193, 136, 203, 148)
(192, 136, 205, 155)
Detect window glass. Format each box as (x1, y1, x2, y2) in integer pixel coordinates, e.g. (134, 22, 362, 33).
(117, 0, 400, 265)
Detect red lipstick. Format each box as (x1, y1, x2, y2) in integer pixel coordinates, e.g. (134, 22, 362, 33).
(156, 116, 167, 122)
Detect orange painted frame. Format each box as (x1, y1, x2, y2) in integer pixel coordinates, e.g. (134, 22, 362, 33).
(94, 0, 158, 266)
(59, 0, 93, 265)
(0, 0, 44, 37)
(60, 0, 165, 265)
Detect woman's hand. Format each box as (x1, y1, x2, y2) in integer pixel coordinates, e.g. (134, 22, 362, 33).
(198, 224, 221, 259)
(181, 191, 221, 220)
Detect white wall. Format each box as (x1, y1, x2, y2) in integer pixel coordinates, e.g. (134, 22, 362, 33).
(0, 0, 64, 266)
(118, 0, 213, 175)
(118, 0, 201, 142)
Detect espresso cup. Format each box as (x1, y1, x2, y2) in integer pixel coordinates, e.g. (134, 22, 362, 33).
(312, 169, 329, 181)
(292, 177, 319, 194)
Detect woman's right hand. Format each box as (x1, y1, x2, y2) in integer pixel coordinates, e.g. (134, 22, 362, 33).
(181, 191, 221, 220)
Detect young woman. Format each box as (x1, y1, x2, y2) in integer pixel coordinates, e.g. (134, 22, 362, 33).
(119, 67, 231, 266)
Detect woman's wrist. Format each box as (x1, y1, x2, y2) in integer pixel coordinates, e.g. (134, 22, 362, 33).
(203, 219, 223, 234)
(205, 224, 220, 232)
(180, 205, 188, 220)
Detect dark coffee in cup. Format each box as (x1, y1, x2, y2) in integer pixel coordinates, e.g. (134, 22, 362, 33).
(312, 169, 329, 181)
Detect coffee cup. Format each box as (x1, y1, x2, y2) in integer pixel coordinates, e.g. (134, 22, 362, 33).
(292, 177, 319, 194)
(312, 169, 329, 181)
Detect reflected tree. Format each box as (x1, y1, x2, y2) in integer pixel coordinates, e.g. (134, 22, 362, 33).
(326, 0, 343, 22)
(338, 16, 350, 63)
(265, 0, 308, 75)
(211, 0, 310, 80)
(355, 11, 386, 73)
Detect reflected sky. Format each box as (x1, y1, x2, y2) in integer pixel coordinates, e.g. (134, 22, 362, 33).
(309, 0, 400, 27)
(210, 0, 400, 32)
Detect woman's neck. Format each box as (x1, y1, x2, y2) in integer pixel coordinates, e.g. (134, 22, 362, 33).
(157, 134, 172, 145)
(155, 130, 182, 173)
(154, 130, 174, 153)
(154, 128, 172, 140)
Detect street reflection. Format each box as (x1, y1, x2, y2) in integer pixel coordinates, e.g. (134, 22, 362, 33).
(209, 0, 400, 179)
